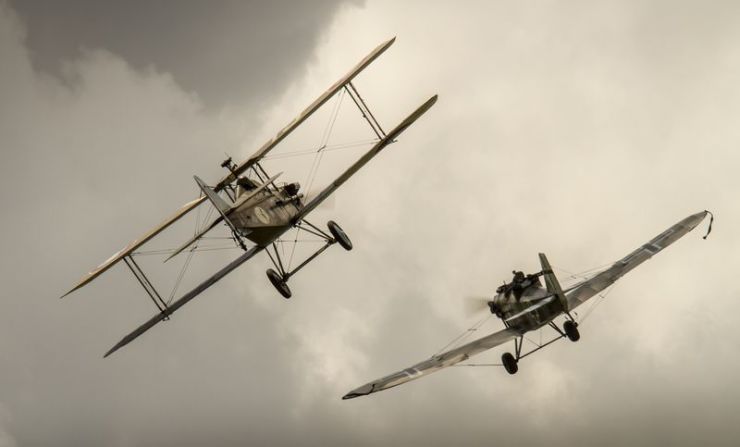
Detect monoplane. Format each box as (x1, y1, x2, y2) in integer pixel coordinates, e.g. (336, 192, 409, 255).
(61, 38, 437, 357)
(343, 210, 713, 399)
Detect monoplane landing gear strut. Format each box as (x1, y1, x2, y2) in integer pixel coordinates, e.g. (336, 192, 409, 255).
(502, 336, 524, 375)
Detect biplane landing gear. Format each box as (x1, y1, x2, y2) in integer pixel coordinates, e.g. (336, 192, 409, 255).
(327, 221, 352, 251)
(266, 268, 292, 299)
(501, 352, 518, 375)
(563, 320, 580, 342)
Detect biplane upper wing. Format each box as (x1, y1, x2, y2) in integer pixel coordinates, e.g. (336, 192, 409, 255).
(565, 210, 710, 310)
(343, 326, 519, 399)
(294, 94, 438, 222)
(213, 37, 397, 191)
(61, 197, 206, 298)
(104, 244, 264, 357)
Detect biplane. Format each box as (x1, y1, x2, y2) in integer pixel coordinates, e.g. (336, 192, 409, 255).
(343, 210, 713, 399)
(61, 37, 437, 357)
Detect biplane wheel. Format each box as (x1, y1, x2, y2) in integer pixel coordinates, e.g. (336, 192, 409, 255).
(501, 352, 518, 375)
(327, 220, 353, 251)
(563, 320, 580, 342)
(266, 269, 292, 299)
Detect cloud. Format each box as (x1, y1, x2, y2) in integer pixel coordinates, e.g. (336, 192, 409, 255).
(10, 0, 364, 110)
(2, 0, 740, 446)
(0, 404, 16, 447)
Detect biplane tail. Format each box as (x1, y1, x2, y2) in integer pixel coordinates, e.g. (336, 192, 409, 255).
(194, 176, 232, 215)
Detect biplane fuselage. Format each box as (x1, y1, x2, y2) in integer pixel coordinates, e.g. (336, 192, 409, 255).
(227, 184, 303, 246)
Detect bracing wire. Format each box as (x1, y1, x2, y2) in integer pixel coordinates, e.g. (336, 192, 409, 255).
(262, 140, 377, 160)
(433, 313, 493, 357)
(283, 91, 347, 271)
(167, 247, 196, 305)
(578, 284, 616, 323)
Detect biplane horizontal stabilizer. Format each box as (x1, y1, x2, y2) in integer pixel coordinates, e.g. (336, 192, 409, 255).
(164, 216, 224, 263)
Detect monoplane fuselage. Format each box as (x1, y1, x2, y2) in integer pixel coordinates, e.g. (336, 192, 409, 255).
(490, 272, 563, 333)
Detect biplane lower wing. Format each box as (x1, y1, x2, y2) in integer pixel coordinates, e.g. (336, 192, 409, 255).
(343, 327, 519, 399)
(294, 95, 438, 222)
(104, 245, 264, 357)
(61, 196, 206, 298)
(566, 210, 710, 309)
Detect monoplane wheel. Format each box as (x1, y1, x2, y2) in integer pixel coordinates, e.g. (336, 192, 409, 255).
(563, 320, 580, 342)
(266, 268, 292, 299)
(327, 220, 353, 251)
(501, 352, 518, 375)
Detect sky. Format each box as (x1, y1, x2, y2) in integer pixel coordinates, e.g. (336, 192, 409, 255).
(1, 0, 740, 446)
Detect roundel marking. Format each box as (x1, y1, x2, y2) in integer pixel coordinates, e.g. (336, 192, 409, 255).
(254, 206, 271, 224)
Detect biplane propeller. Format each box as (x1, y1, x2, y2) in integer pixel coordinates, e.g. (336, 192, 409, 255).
(61, 37, 438, 357)
(343, 210, 713, 399)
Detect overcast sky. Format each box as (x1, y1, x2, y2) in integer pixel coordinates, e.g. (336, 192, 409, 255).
(2, 1, 740, 446)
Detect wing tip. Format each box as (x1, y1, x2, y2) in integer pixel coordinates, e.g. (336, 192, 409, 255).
(103, 342, 123, 358)
(341, 383, 375, 400)
(60, 284, 81, 299)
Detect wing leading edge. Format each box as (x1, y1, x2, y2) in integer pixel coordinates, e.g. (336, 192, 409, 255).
(342, 327, 519, 399)
(566, 210, 710, 309)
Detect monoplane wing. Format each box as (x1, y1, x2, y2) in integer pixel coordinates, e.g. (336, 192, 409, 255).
(294, 94, 438, 222)
(61, 197, 206, 298)
(104, 244, 264, 357)
(565, 210, 710, 309)
(212, 37, 397, 191)
(343, 326, 519, 399)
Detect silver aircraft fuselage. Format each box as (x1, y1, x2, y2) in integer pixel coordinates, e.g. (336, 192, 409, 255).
(490, 274, 563, 333)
